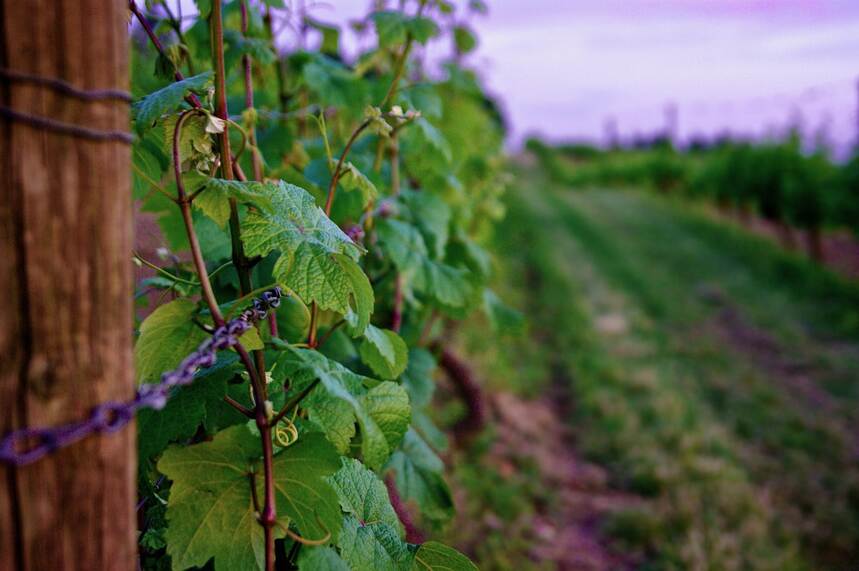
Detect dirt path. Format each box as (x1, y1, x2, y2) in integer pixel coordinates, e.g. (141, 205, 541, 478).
(487, 392, 640, 570)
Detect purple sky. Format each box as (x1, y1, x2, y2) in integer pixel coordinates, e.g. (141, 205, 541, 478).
(169, 0, 859, 151)
(324, 0, 859, 151)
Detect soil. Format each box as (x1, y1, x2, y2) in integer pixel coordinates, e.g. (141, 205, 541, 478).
(491, 392, 640, 570)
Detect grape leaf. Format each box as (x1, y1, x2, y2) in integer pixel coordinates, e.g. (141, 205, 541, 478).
(401, 190, 450, 259)
(298, 546, 351, 571)
(404, 17, 439, 45)
(274, 348, 410, 469)
(159, 425, 275, 571)
(401, 348, 435, 408)
(483, 289, 525, 335)
(328, 458, 412, 571)
(413, 118, 452, 164)
(371, 11, 407, 48)
(376, 219, 473, 309)
(224, 30, 276, 72)
(194, 178, 275, 228)
(241, 180, 373, 334)
(162, 114, 216, 175)
(159, 426, 341, 571)
(301, 55, 368, 111)
(193, 0, 212, 18)
(359, 325, 409, 380)
(132, 72, 213, 133)
(361, 383, 411, 452)
(411, 542, 477, 571)
(340, 162, 378, 208)
(305, 18, 341, 56)
(137, 355, 241, 461)
(135, 299, 208, 384)
(453, 25, 478, 55)
(384, 430, 453, 526)
(271, 433, 343, 542)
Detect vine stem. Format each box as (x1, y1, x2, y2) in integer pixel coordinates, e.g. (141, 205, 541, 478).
(240, 0, 278, 339)
(210, 2, 275, 568)
(129, 0, 202, 108)
(323, 119, 372, 216)
(240, 0, 264, 183)
(172, 110, 256, 419)
(310, 118, 372, 345)
(174, 110, 225, 326)
(129, 0, 250, 183)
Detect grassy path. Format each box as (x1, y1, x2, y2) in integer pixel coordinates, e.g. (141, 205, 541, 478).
(466, 166, 859, 570)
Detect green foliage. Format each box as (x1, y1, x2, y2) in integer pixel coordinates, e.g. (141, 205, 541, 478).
(241, 180, 373, 332)
(131, 0, 507, 567)
(376, 219, 473, 310)
(132, 72, 213, 133)
(135, 299, 208, 384)
(196, 179, 274, 228)
(412, 542, 478, 571)
(159, 426, 341, 570)
(274, 347, 410, 470)
(359, 325, 409, 380)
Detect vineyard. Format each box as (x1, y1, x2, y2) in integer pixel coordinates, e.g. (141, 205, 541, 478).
(2, 2, 859, 571)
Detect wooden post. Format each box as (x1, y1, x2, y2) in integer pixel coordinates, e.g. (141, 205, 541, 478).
(0, 2, 135, 569)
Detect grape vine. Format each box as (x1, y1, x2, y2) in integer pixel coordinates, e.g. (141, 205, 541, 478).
(128, 1, 508, 569)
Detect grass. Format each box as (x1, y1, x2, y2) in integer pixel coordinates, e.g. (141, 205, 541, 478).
(457, 163, 859, 570)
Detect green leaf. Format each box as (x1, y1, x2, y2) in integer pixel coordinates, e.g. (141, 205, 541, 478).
(447, 234, 492, 279)
(162, 114, 216, 175)
(299, 546, 351, 571)
(241, 181, 373, 329)
(385, 430, 453, 526)
(360, 382, 411, 452)
(338, 517, 412, 571)
(401, 348, 435, 409)
(340, 255, 374, 337)
(405, 17, 439, 45)
(328, 458, 412, 571)
(402, 191, 450, 259)
(159, 425, 271, 571)
(272, 433, 344, 542)
(135, 299, 207, 384)
(413, 118, 452, 164)
(138, 356, 240, 461)
(330, 458, 402, 532)
(193, 0, 212, 18)
(195, 179, 275, 228)
(412, 542, 477, 571)
(453, 25, 478, 55)
(483, 289, 525, 335)
(225, 30, 277, 71)
(371, 11, 407, 48)
(301, 55, 368, 111)
(376, 220, 473, 309)
(238, 324, 264, 351)
(132, 72, 213, 133)
(359, 325, 409, 380)
(340, 162, 378, 208)
(274, 348, 410, 469)
(305, 18, 341, 56)
(159, 426, 341, 571)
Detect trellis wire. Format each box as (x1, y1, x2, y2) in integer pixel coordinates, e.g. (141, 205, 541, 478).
(0, 287, 283, 467)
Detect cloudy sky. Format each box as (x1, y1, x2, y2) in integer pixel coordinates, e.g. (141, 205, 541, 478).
(317, 0, 859, 151)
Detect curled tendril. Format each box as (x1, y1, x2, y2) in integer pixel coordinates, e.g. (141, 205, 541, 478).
(274, 409, 299, 448)
(275, 513, 332, 546)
